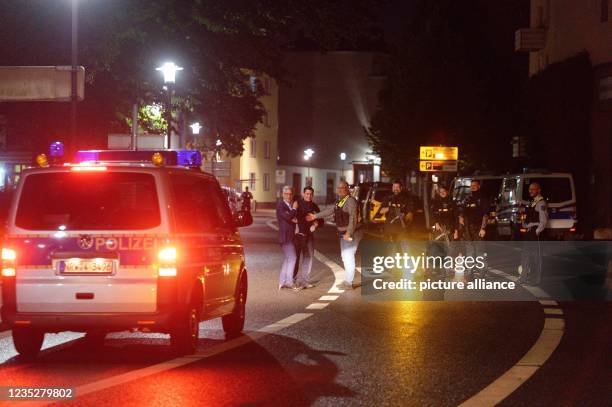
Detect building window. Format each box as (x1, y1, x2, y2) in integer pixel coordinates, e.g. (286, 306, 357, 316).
(602, 0, 609, 22)
(249, 172, 256, 191)
(264, 140, 271, 159)
(249, 138, 256, 158)
(263, 110, 271, 127)
(263, 173, 270, 191)
(249, 76, 257, 93)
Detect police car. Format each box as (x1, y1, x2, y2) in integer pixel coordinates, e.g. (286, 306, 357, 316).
(0, 147, 252, 358)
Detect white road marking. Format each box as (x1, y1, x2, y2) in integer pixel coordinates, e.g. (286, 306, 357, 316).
(543, 308, 563, 315)
(319, 295, 339, 301)
(0, 330, 11, 340)
(460, 268, 565, 407)
(305, 303, 329, 310)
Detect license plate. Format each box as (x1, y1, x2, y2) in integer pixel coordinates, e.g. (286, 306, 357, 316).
(58, 258, 115, 274)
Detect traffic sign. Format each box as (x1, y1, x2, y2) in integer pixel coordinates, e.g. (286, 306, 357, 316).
(419, 146, 458, 161)
(419, 160, 458, 172)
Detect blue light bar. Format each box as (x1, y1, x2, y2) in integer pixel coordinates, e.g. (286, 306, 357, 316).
(75, 150, 202, 167)
(49, 141, 64, 158)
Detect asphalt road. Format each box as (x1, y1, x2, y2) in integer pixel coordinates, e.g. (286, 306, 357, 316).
(0, 213, 609, 406)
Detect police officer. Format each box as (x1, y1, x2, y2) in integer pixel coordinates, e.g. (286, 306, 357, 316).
(307, 181, 362, 290)
(241, 186, 253, 212)
(378, 181, 414, 242)
(431, 185, 456, 238)
(458, 180, 489, 278)
(519, 182, 548, 285)
(427, 185, 457, 278)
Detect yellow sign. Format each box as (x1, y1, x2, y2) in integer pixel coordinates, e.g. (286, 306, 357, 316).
(419, 161, 458, 172)
(419, 146, 458, 161)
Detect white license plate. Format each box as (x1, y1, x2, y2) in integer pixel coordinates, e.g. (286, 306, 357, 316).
(58, 258, 115, 274)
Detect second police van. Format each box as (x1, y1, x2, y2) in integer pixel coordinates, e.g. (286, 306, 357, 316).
(1, 148, 252, 358)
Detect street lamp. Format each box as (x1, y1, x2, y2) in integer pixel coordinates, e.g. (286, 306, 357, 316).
(190, 122, 202, 135)
(156, 62, 183, 149)
(340, 152, 347, 180)
(304, 148, 314, 180)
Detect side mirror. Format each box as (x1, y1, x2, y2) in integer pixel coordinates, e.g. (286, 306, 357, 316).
(233, 210, 253, 228)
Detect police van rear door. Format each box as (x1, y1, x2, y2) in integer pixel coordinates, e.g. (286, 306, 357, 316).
(7, 167, 167, 313)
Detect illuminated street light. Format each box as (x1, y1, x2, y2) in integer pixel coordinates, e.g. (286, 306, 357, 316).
(340, 152, 347, 180)
(156, 62, 183, 149)
(156, 62, 183, 84)
(216, 139, 222, 147)
(304, 148, 314, 178)
(340, 152, 347, 161)
(190, 122, 202, 135)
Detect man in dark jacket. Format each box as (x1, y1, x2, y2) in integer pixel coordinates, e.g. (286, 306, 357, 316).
(276, 186, 299, 290)
(293, 186, 323, 288)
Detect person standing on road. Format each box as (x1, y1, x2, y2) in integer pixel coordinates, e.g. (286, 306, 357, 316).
(427, 185, 457, 278)
(307, 181, 363, 290)
(377, 181, 414, 275)
(276, 186, 300, 290)
(241, 186, 253, 212)
(519, 182, 548, 286)
(292, 186, 323, 289)
(457, 180, 489, 279)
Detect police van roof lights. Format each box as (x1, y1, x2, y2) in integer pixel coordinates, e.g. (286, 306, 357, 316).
(75, 150, 202, 167)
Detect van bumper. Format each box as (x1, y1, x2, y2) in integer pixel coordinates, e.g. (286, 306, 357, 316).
(0, 307, 180, 333)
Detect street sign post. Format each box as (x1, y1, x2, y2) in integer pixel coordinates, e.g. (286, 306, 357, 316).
(419, 146, 458, 161)
(419, 160, 458, 172)
(0, 66, 85, 102)
(419, 146, 458, 172)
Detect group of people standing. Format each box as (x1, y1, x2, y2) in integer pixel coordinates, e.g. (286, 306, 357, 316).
(276, 181, 363, 291)
(430, 179, 548, 285)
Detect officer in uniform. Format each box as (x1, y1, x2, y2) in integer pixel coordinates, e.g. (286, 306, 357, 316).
(458, 180, 489, 279)
(427, 185, 457, 278)
(519, 182, 548, 285)
(378, 181, 414, 276)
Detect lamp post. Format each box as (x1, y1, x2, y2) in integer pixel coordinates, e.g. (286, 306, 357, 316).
(304, 148, 314, 184)
(70, 0, 78, 156)
(340, 152, 347, 181)
(156, 62, 183, 149)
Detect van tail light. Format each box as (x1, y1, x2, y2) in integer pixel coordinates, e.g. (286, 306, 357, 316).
(157, 247, 177, 277)
(2, 248, 17, 277)
(569, 227, 576, 232)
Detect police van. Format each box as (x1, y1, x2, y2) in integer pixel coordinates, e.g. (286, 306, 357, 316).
(496, 172, 577, 240)
(0, 148, 252, 358)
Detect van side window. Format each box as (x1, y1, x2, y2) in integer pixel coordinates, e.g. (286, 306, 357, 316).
(209, 186, 234, 227)
(169, 173, 218, 232)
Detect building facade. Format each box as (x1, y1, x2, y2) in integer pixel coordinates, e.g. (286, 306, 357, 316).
(515, 0, 612, 229)
(277, 51, 387, 198)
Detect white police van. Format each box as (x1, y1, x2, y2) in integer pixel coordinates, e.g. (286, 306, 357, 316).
(1, 148, 252, 358)
(496, 172, 577, 239)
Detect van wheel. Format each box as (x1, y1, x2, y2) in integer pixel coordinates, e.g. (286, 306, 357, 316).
(171, 306, 200, 354)
(12, 327, 44, 360)
(222, 275, 247, 337)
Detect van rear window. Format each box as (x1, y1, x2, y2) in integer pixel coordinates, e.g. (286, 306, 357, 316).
(15, 172, 160, 230)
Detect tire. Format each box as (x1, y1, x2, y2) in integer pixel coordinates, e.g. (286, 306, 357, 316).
(170, 305, 200, 355)
(222, 274, 247, 337)
(12, 327, 44, 360)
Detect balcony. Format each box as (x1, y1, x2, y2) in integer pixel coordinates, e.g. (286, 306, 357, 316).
(514, 28, 546, 52)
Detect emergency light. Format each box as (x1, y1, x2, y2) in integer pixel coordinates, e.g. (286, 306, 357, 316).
(50, 141, 64, 158)
(75, 150, 202, 168)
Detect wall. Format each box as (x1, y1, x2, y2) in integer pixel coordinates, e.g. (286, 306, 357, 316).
(277, 164, 354, 204)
